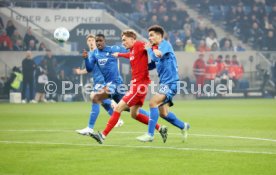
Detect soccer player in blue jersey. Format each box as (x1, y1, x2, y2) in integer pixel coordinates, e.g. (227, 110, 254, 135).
(84, 34, 159, 142)
(137, 25, 190, 142)
(75, 34, 123, 135)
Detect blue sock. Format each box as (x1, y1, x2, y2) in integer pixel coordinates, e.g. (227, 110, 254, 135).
(148, 107, 159, 136)
(101, 99, 113, 116)
(162, 112, 185, 129)
(138, 108, 149, 117)
(88, 103, 100, 128)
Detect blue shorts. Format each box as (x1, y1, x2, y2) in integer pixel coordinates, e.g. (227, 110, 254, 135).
(106, 82, 126, 103)
(93, 83, 105, 92)
(158, 83, 178, 107)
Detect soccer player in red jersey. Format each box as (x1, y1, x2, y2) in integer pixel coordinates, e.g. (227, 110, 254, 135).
(90, 30, 167, 144)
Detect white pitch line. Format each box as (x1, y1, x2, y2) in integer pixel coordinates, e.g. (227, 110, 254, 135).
(0, 140, 275, 155)
(0, 130, 276, 143)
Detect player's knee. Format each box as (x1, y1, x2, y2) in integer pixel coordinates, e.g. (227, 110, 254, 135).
(90, 93, 95, 101)
(160, 112, 168, 118)
(149, 99, 158, 108)
(114, 104, 123, 113)
(130, 110, 137, 119)
(92, 95, 101, 104)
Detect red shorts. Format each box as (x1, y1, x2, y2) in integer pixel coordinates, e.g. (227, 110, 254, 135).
(122, 83, 148, 107)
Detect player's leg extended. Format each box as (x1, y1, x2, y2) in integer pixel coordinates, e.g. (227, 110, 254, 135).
(76, 91, 102, 135)
(90, 100, 128, 144)
(101, 98, 113, 116)
(102, 100, 128, 136)
(159, 104, 190, 142)
(159, 104, 185, 130)
(136, 93, 168, 142)
(130, 105, 160, 131)
(148, 93, 166, 136)
(87, 89, 110, 129)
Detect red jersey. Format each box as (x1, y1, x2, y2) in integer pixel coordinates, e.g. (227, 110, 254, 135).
(118, 41, 150, 84)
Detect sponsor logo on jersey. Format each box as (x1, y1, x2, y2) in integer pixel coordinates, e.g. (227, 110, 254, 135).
(98, 58, 108, 66)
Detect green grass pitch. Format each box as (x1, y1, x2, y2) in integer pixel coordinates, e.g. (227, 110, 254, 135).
(0, 99, 276, 175)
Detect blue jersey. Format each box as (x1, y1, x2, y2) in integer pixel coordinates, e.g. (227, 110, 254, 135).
(147, 40, 179, 84)
(88, 51, 105, 85)
(85, 45, 126, 84)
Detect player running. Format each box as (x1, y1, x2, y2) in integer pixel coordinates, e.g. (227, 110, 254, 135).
(136, 25, 190, 142)
(75, 34, 123, 135)
(89, 30, 167, 144)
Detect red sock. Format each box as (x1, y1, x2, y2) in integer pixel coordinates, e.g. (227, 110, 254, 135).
(136, 113, 160, 131)
(102, 111, 121, 136)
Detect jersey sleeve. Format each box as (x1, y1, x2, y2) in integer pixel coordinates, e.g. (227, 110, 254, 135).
(111, 45, 128, 53)
(84, 52, 96, 72)
(159, 40, 173, 57)
(118, 52, 130, 59)
(147, 48, 159, 62)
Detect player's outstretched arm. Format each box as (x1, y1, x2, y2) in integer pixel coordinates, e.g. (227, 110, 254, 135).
(83, 49, 95, 72)
(73, 67, 87, 75)
(112, 52, 130, 59)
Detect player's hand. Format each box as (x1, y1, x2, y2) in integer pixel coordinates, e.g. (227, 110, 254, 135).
(144, 42, 152, 50)
(153, 49, 162, 58)
(73, 67, 81, 75)
(112, 52, 119, 58)
(82, 49, 88, 59)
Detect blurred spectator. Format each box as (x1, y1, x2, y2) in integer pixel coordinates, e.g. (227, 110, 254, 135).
(268, 4, 276, 23)
(21, 51, 36, 103)
(249, 4, 264, 22)
(171, 15, 182, 30)
(193, 53, 206, 90)
(184, 39, 196, 52)
(206, 30, 219, 49)
(10, 29, 23, 44)
(5, 20, 16, 38)
(160, 15, 171, 31)
(262, 30, 276, 51)
(27, 40, 37, 51)
(35, 63, 48, 103)
(197, 39, 210, 52)
(7, 66, 22, 92)
(13, 39, 24, 51)
(148, 15, 159, 26)
(0, 31, 13, 51)
(210, 42, 220, 51)
(225, 7, 238, 29)
(219, 35, 233, 49)
(228, 55, 244, 88)
(205, 54, 217, 83)
(224, 54, 231, 71)
(221, 40, 233, 51)
(168, 31, 185, 51)
(239, 15, 251, 42)
(248, 22, 264, 49)
(193, 22, 207, 43)
(38, 42, 47, 51)
(43, 49, 58, 102)
(183, 29, 193, 47)
(216, 55, 225, 76)
(23, 27, 38, 50)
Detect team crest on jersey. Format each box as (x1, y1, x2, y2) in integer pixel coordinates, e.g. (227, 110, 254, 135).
(98, 58, 108, 66)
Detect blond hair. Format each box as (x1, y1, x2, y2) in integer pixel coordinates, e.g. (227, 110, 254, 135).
(86, 34, 95, 40)
(121, 29, 137, 39)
